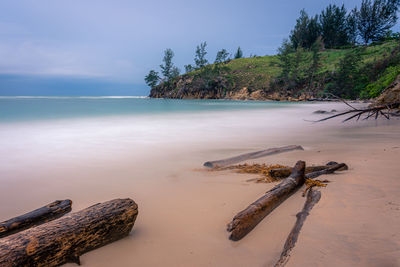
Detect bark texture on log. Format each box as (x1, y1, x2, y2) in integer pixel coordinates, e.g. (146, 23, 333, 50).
(0, 198, 138, 267)
(270, 162, 348, 179)
(0, 200, 72, 238)
(270, 166, 330, 179)
(305, 163, 348, 179)
(227, 161, 306, 241)
(204, 145, 304, 168)
(275, 188, 321, 267)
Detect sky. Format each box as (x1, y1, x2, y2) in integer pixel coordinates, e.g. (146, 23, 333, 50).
(0, 0, 396, 95)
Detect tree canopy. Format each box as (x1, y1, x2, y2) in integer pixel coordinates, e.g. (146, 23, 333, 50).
(159, 48, 177, 80)
(195, 42, 209, 68)
(234, 47, 243, 59)
(288, 0, 400, 49)
(290, 10, 320, 49)
(319, 4, 349, 48)
(144, 70, 160, 88)
(215, 49, 230, 63)
(356, 0, 400, 44)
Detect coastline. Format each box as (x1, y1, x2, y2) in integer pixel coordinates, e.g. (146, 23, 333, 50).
(0, 102, 399, 266)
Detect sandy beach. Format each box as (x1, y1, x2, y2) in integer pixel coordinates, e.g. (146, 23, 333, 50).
(0, 102, 399, 267)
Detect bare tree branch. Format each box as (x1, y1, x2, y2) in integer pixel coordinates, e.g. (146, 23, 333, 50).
(312, 102, 400, 122)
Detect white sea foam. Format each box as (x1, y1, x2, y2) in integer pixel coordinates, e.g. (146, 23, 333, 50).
(0, 102, 372, 174)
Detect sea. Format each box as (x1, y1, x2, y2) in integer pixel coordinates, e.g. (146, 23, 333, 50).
(0, 96, 294, 123)
(0, 95, 311, 173)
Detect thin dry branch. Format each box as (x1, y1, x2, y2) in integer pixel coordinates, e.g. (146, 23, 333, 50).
(325, 93, 358, 110)
(313, 102, 400, 123)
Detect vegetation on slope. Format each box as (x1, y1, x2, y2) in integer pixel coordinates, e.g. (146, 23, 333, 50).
(149, 40, 400, 100)
(147, 0, 400, 100)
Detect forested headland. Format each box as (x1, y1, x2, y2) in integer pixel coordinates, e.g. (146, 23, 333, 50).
(146, 0, 400, 101)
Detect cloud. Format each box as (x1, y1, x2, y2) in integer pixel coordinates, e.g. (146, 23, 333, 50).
(0, 38, 148, 83)
(0, 40, 103, 76)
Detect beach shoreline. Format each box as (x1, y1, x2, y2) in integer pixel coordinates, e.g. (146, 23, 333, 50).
(0, 102, 399, 266)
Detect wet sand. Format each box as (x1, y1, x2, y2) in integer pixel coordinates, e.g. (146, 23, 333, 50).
(0, 103, 399, 266)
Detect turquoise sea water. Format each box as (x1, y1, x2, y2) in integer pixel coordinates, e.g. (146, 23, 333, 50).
(0, 96, 294, 123)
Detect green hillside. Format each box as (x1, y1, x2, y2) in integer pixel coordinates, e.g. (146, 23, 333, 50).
(150, 40, 400, 100)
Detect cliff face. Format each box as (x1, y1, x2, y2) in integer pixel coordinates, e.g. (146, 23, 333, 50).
(149, 75, 229, 99)
(149, 56, 304, 101)
(376, 74, 400, 104)
(149, 74, 307, 101)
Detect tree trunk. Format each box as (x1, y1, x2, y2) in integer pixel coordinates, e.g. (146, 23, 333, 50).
(270, 166, 330, 179)
(204, 145, 304, 168)
(0, 198, 138, 267)
(275, 188, 321, 267)
(227, 161, 306, 241)
(0, 200, 72, 238)
(270, 162, 347, 179)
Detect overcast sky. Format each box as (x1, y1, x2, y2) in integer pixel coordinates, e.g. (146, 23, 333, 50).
(0, 0, 397, 95)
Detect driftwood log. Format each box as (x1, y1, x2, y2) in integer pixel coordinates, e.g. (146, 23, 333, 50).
(305, 163, 348, 179)
(204, 145, 304, 168)
(227, 161, 306, 241)
(270, 166, 330, 179)
(0, 200, 72, 238)
(0, 198, 138, 267)
(275, 188, 321, 267)
(270, 162, 348, 179)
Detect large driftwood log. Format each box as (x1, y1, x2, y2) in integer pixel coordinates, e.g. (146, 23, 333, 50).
(275, 188, 321, 267)
(227, 161, 306, 241)
(270, 166, 330, 179)
(270, 162, 348, 179)
(0, 200, 72, 238)
(204, 145, 304, 168)
(0, 198, 138, 267)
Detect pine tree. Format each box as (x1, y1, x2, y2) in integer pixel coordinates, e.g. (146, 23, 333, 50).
(184, 64, 195, 73)
(346, 8, 358, 45)
(277, 39, 294, 82)
(215, 49, 230, 63)
(160, 48, 176, 80)
(330, 49, 362, 98)
(234, 47, 243, 59)
(356, 0, 400, 44)
(290, 10, 321, 49)
(308, 38, 322, 95)
(144, 70, 160, 88)
(291, 47, 307, 84)
(170, 66, 180, 79)
(319, 4, 349, 48)
(194, 42, 208, 68)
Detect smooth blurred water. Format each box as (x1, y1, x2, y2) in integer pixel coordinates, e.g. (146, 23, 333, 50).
(0, 96, 295, 123)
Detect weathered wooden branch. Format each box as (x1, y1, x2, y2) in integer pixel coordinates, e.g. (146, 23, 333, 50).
(270, 162, 348, 179)
(270, 165, 330, 179)
(305, 163, 348, 179)
(0, 200, 72, 238)
(275, 188, 321, 267)
(227, 161, 306, 241)
(204, 145, 304, 168)
(0, 198, 138, 267)
(312, 102, 400, 123)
